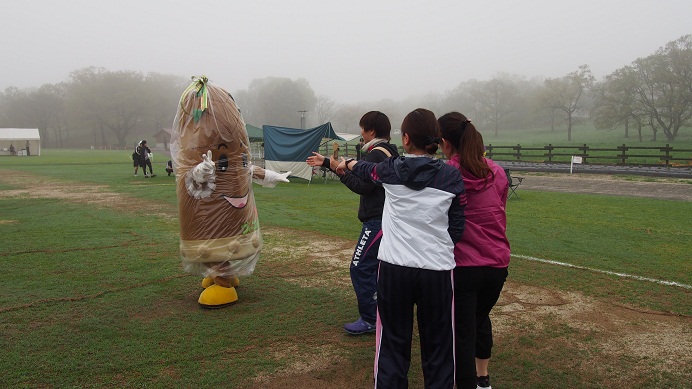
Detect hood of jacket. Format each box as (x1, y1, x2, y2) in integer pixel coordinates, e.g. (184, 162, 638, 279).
(394, 156, 444, 191)
(449, 155, 503, 193)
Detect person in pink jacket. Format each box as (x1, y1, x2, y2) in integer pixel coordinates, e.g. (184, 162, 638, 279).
(438, 112, 510, 389)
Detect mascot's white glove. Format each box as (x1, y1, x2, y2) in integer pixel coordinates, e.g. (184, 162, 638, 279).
(253, 170, 291, 188)
(186, 150, 217, 198)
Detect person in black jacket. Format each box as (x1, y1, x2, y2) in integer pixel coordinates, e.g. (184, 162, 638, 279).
(166, 160, 174, 176)
(133, 141, 144, 176)
(139, 140, 156, 178)
(307, 111, 399, 335)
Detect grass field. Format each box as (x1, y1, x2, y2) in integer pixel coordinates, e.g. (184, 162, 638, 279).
(0, 150, 690, 388)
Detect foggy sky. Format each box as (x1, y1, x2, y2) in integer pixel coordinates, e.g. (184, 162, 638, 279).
(1, 0, 690, 103)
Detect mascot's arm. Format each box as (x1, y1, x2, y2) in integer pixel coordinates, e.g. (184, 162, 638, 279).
(252, 166, 291, 188)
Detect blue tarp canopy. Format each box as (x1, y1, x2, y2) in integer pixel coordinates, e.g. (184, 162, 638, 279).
(263, 122, 343, 180)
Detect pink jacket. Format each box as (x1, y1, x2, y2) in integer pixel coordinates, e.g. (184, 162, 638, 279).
(447, 156, 511, 268)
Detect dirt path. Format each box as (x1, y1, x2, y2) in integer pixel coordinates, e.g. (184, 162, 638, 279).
(516, 172, 692, 201)
(1, 169, 691, 387)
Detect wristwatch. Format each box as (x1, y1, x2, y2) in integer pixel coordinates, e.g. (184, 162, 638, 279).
(344, 158, 356, 171)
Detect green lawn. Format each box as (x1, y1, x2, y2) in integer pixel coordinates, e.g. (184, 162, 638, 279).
(0, 149, 690, 388)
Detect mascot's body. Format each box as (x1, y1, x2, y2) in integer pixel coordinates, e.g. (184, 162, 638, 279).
(171, 76, 289, 308)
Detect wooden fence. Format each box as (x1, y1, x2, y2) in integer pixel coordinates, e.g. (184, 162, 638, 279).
(93, 140, 691, 167)
(484, 144, 692, 166)
(331, 142, 692, 167)
(88, 141, 690, 168)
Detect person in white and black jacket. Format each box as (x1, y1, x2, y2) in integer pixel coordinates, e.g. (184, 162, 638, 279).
(339, 108, 467, 389)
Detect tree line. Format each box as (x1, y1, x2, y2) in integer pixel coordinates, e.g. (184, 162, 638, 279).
(1, 35, 689, 149)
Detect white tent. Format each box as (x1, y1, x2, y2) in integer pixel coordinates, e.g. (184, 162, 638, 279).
(334, 132, 361, 142)
(0, 128, 41, 156)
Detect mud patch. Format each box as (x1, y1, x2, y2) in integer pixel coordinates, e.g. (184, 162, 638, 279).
(252, 343, 344, 384)
(0, 169, 175, 218)
(493, 282, 691, 380)
(261, 228, 353, 289)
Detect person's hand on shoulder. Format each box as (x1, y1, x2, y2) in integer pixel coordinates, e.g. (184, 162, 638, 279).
(336, 156, 348, 171)
(329, 157, 340, 172)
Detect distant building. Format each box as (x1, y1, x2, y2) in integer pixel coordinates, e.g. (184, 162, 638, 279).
(153, 128, 172, 150)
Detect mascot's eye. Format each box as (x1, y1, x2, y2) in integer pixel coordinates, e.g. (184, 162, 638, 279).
(242, 153, 248, 168)
(218, 153, 229, 172)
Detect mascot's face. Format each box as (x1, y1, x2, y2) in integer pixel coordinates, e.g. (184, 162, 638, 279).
(174, 84, 257, 241)
(212, 140, 252, 210)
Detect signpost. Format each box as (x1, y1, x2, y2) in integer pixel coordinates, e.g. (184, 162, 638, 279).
(570, 155, 583, 174)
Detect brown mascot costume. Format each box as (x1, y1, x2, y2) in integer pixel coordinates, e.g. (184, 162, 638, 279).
(171, 76, 290, 308)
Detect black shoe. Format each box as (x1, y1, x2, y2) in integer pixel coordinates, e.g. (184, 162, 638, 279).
(476, 375, 491, 389)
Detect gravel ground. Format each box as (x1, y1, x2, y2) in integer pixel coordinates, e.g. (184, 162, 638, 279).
(509, 172, 692, 201)
(500, 160, 692, 178)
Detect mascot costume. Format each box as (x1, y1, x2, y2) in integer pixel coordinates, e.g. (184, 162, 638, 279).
(171, 76, 290, 308)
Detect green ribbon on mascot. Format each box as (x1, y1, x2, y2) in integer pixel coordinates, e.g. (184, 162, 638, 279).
(179, 75, 210, 123)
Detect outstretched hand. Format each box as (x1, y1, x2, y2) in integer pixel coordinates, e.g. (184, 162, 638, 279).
(306, 152, 325, 167)
(274, 171, 291, 183)
(259, 169, 291, 188)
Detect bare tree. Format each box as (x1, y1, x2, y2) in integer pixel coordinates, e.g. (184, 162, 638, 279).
(332, 104, 364, 133)
(31, 83, 68, 147)
(314, 95, 336, 125)
(479, 76, 520, 137)
(630, 35, 692, 142)
(144, 73, 188, 134)
(237, 77, 317, 128)
(592, 66, 640, 139)
(444, 80, 487, 127)
(0, 87, 35, 129)
(542, 65, 595, 141)
(68, 67, 150, 147)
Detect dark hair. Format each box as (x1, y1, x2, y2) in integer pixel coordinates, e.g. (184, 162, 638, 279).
(401, 108, 440, 155)
(438, 111, 491, 180)
(359, 111, 391, 140)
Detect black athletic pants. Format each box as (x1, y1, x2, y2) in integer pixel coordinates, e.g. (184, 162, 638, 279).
(142, 160, 153, 175)
(374, 261, 455, 389)
(454, 266, 508, 389)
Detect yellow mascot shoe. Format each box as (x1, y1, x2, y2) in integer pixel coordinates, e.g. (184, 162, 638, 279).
(201, 277, 215, 288)
(198, 284, 238, 309)
(230, 277, 240, 287)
